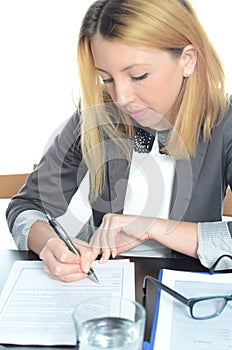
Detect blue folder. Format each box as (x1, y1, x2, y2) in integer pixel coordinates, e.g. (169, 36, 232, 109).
(143, 269, 163, 350)
(142, 269, 229, 350)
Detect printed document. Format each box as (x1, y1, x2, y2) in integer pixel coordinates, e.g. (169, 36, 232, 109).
(153, 269, 232, 350)
(0, 259, 134, 345)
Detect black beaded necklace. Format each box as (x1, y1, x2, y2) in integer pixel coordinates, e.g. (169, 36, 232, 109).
(133, 127, 168, 154)
(133, 127, 155, 153)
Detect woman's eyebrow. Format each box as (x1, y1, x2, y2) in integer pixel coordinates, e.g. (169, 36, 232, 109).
(95, 63, 151, 74)
(95, 67, 110, 74)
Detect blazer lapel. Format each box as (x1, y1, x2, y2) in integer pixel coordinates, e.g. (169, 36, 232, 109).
(106, 139, 133, 214)
(169, 134, 209, 221)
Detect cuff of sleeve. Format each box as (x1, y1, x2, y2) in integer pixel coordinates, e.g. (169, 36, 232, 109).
(12, 210, 48, 250)
(197, 221, 232, 270)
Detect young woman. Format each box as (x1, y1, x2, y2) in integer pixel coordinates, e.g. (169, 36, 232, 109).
(6, 0, 232, 281)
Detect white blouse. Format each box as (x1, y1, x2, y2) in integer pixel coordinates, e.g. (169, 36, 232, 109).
(121, 137, 175, 257)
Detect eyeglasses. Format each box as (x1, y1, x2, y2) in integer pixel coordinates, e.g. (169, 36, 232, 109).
(209, 254, 232, 274)
(143, 254, 232, 320)
(143, 275, 232, 320)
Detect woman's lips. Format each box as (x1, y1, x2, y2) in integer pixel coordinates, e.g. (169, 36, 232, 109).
(128, 109, 148, 120)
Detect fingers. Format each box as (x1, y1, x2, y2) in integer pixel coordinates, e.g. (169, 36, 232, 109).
(90, 213, 118, 263)
(79, 248, 98, 275)
(97, 214, 114, 263)
(43, 264, 87, 283)
(90, 228, 111, 264)
(39, 237, 97, 282)
(90, 213, 151, 262)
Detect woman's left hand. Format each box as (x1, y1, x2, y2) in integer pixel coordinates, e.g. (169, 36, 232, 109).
(90, 213, 156, 263)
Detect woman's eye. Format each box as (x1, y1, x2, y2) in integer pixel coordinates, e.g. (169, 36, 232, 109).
(131, 73, 148, 81)
(102, 77, 113, 84)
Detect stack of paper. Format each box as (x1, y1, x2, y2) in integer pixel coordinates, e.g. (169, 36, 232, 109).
(0, 259, 134, 346)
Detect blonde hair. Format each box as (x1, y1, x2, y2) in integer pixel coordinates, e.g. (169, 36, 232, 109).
(78, 0, 229, 200)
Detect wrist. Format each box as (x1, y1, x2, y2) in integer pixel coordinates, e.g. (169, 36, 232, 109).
(28, 220, 56, 255)
(143, 217, 160, 241)
(146, 217, 166, 240)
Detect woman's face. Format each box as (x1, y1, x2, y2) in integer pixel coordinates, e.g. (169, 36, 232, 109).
(91, 35, 194, 130)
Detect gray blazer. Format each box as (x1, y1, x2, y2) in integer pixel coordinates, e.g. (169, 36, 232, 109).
(6, 103, 232, 247)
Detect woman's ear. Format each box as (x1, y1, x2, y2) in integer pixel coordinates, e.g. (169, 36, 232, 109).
(181, 44, 197, 78)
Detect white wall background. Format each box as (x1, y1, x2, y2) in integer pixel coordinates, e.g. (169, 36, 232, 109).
(0, 0, 94, 174)
(0, 0, 232, 174)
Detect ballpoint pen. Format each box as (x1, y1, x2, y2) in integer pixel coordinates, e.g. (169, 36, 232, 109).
(46, 213, 99, 283)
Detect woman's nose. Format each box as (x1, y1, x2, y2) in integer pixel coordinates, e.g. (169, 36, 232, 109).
(114, 82, 135, 105)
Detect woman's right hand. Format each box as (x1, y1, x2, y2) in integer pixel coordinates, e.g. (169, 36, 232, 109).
(28, 221, 97, 282)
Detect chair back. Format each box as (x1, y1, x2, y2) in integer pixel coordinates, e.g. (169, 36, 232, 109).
(0, 164, 37, 199)
(0, 173, 29, 198)
(223, 188, 232, 217)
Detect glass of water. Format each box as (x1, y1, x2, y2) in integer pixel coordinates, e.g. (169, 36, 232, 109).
(72, 296, 146, 350)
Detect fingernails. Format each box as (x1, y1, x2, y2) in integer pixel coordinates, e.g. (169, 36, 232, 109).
(100, 256, 106, 264)
(112, 250, 117, 258)
(83, 261, 91, 274)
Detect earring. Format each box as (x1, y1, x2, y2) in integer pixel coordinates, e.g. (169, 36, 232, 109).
(185, 70, 192, 77)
